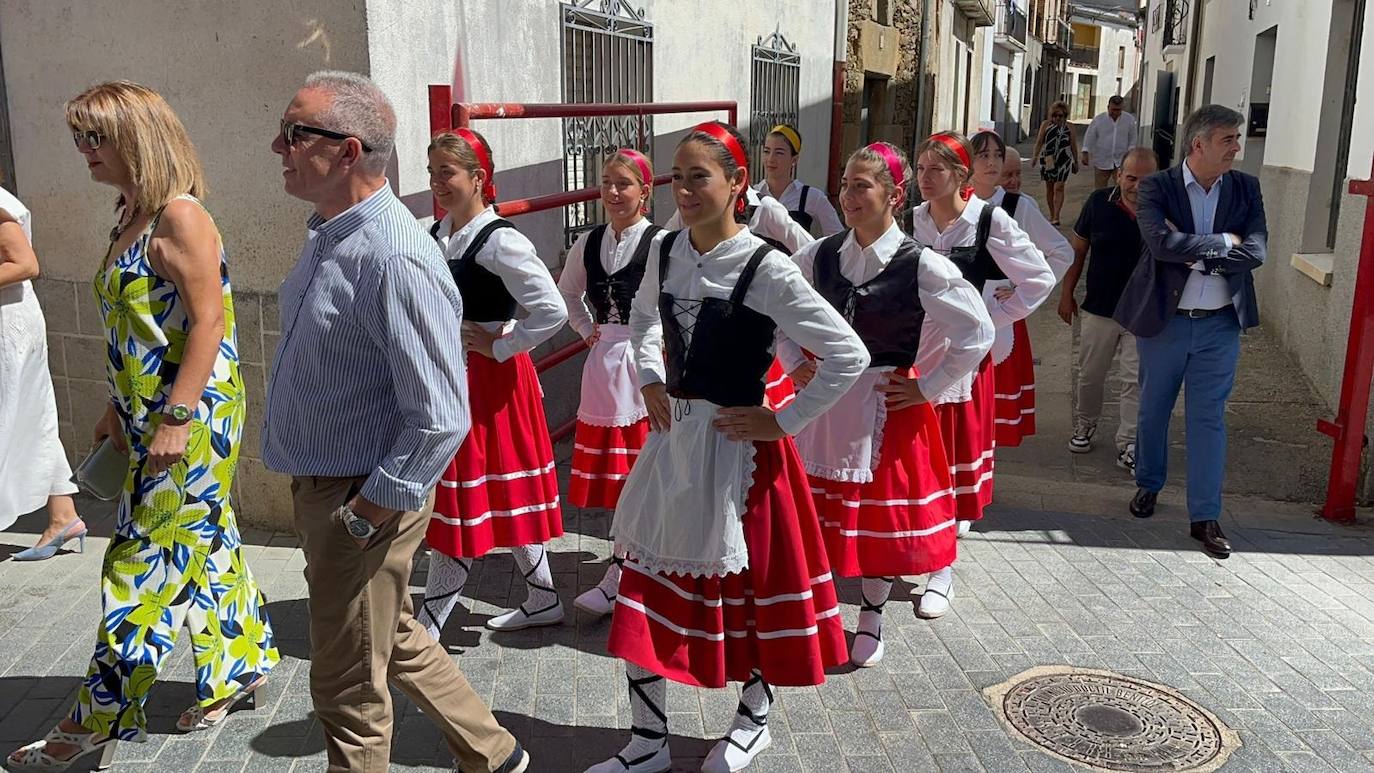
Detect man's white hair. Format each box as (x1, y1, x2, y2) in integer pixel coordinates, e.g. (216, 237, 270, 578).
(1003, 146, 1023, 166)
(304, 70, 396, 175)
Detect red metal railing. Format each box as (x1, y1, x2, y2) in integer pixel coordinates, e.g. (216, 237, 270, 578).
(1318, 158, 1374, 523)
(427, 88, 737, 441)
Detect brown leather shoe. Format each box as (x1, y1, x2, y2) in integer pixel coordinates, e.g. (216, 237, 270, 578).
(1129, 488, 1157, 518)
(1190, 520, 1232, 558)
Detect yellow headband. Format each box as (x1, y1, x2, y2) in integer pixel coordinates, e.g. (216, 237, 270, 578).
(770, 124, 801, 154)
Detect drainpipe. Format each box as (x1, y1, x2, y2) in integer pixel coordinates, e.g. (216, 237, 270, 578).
(828, 0, 850, 200)
(916, 0, 935, 142)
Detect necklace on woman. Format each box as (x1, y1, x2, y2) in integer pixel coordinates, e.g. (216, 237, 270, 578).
(110, 205, 140, 243)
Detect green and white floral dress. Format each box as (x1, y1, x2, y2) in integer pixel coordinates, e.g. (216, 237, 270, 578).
(72, 196, 278, 741)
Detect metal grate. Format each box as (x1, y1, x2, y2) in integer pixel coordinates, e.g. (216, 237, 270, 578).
(559, 0, 654, 247)
(748, 29, 801, 185)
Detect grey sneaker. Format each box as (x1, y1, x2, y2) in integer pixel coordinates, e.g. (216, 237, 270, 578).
(1117, 443, 1136, 473)
(1068, 423, 1096, 454)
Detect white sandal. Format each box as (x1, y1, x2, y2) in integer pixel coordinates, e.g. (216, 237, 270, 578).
(6, 727, 115, 771)
(175, 677, 265, 732)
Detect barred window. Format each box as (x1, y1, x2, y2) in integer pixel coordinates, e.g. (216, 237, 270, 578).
(560, 1, 654, 247)
(748, 30, 801, 185)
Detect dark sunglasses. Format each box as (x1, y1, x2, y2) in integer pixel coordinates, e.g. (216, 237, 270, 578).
(72, 131, 105, 151)
(279, 120, 373, 153)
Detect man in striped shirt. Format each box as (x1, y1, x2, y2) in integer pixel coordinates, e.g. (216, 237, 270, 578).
(265, 70, 528, 773)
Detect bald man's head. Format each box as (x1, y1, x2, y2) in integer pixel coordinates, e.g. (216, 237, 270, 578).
(1001, 147, 1024, 193)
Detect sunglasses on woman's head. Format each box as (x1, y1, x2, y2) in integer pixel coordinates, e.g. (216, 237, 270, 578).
(72, 131, 105, 151)
(279, 120, 374, 153)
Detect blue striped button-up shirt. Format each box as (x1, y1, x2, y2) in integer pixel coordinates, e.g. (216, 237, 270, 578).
(262, 183, 469, 512)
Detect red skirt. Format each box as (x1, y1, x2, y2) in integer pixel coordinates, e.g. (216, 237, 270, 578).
(935, 355, 996, 521)
(568, 419, 650, 509)
(764, 358, 796, 411)
(811, 402, 957, 577)
(428, 352, 563, 559)
(994, 320, 1036, 447)
(607, 437, 847, 688)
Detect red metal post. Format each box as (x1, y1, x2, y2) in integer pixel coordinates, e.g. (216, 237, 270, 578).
(827, 59, 846, 200)
(1317, 158, 1374, 523)
(428, 85, 453, 220)
(455, 101, 736, 121)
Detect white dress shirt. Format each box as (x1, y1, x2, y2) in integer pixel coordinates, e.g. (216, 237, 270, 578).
(557, 217, 655, 340)
(665, 187, 815, 254)
(630, 226, 868, 437)
(1082, 111, 1139, 170)
(1177, 161, 1234, 311)
(788, 222, 994, 400)
(754, 179, 845, 237)
(910, 197, 1054, 405)
(988, 187, 1073, 280)
(436, 207, 568, 362)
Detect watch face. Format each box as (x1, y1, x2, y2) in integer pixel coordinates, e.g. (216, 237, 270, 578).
(171, 404, 192, 421)
(345, 515, 374, 538)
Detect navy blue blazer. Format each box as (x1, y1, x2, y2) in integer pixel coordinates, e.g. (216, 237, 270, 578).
(1113, 164, 1267, 338)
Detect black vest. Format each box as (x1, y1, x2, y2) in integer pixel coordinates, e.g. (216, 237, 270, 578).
(787, 184, 814, 232)
(657, 230, 778, 407)
(431, 218, 519, 323)
(814, 231, 926, 369)
(584, 223, 661, 325)
(945, 196, 1020, 292)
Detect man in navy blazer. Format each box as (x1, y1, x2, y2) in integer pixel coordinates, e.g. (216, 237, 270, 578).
(1113, 105, 1266, 558)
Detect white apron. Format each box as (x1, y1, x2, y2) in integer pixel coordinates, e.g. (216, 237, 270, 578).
(985, 279, 1017, 365)
(611, 397, 757, 578)
(577, 323, 647, 426)
(793, 369, 891, 484)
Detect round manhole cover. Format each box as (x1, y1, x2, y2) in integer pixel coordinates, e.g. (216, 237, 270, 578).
(986, 667, 1240, 772)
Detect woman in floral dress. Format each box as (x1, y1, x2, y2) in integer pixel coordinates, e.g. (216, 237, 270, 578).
(7, 81, 278, 771)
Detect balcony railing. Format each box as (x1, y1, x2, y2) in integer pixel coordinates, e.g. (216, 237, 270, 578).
(1069, 44, 1099, 67)
(996, 1, 1029, 48)
(1163, 0, 1190, 47)
(1043, 16, 1073, 55)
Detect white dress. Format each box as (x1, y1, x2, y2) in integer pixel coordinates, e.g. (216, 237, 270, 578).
(0, 188, 77, 528)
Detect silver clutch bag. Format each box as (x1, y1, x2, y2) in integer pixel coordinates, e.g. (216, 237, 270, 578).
(72, 438, 129, 501)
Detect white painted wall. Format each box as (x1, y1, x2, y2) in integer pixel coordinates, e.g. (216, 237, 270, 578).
(1193, 0, 1331, 171)
(1345, 2, 1374, 179)
(367, 0, 838, 266)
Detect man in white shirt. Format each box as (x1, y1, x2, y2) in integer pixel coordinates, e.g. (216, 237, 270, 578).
(1081, 96, 1139, 189)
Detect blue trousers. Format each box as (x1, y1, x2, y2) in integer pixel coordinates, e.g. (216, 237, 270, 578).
(1134, 309, 1241, 521)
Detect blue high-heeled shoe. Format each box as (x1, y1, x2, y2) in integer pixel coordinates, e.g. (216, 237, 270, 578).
(12, 521, 87, 562)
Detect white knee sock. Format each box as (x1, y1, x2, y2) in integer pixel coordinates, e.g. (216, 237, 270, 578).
(858, 576, 893, 643)
(420, 552, 472, 641)
(595, 553, 625, 600)
(510, 543, 560, 614)
(620, 664, 668, 761)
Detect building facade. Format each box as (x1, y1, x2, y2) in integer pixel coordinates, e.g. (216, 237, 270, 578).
(1065, 2, 1141, 120)
(1136, 0, 1374, 499)
(0, 0, 843, 526)
(974, 0, 1072, 143)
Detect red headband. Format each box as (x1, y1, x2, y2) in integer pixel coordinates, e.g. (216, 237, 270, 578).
(928, 133, 975, 201)
(692, 122, 750, 215)
(866, 142, 905, 189)
(614, 148, 653, 187)
(454, 128, 496, 203)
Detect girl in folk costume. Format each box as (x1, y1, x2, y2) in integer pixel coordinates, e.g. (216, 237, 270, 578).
(421, 129, 570, 636)
(911, 131, 1053, 614)
(788, 143, 993, 666)
(665, 147, 813, 414)
(588, 122, 868, 773)
(969, 130, 1073, 448)
(559, 149, 659, 616)
(755, 124, 844, 237)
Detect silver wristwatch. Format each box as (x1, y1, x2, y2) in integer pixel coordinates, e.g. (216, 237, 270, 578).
(339, 504, 378, 540)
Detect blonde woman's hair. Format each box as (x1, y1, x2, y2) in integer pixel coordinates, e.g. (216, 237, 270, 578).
(65, 81, 205, 214)
(1049, 100, 1071, 118)
(916, 131, 974, 186)
(428, 129, 494, 204)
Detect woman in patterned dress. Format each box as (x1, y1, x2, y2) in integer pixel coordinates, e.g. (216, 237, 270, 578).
(7, 81, 278, 771)
(1032, 101, 1079, 225)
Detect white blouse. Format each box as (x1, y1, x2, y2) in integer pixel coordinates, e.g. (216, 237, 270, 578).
(910, 196, 1054, 330)
(630, 226, 868, 437)
(754, 179, 845, 237)
(664, 187, 815, 255)
(988, 187, 1074, 280)
(437, 207, 568, 362)
(787, 222, 994, 400)
(557, 217, 655, 341)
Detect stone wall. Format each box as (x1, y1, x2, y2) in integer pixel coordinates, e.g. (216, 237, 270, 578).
(842, 0, 925, 160)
